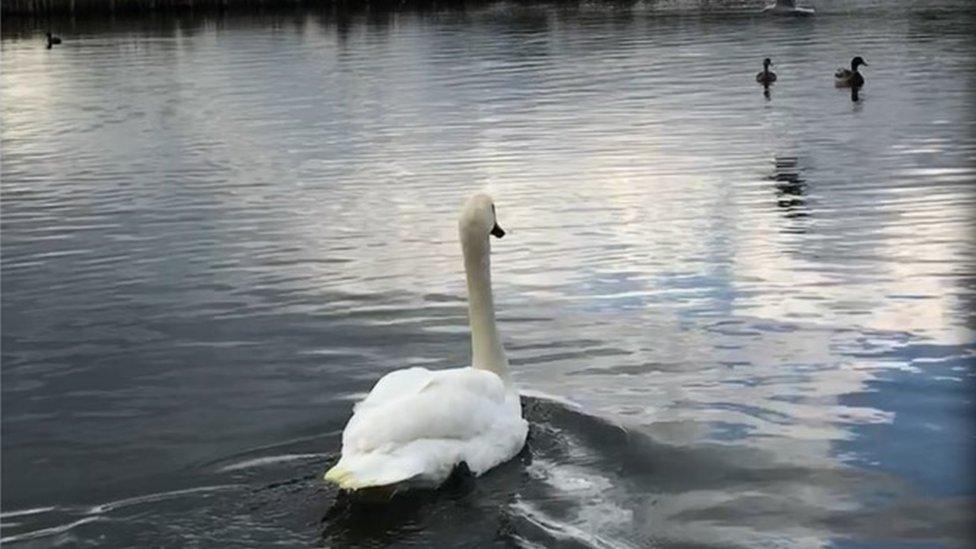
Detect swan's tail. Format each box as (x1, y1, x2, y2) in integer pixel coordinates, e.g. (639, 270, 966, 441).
(323, 463, 360, 489)
(323, 454, 424, 491)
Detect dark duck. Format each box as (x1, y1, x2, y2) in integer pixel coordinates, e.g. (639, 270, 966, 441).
(835, 56, 867, 88)
(756, 58, 777, 86)
(46, 32, 62, 48)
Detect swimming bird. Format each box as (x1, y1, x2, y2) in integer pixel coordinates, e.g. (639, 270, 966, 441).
(835, 56, 867, 88)
(756, 58, 777, 86)
(761, 0, 814, 15)
(324, 193, 528, 493)
(46, 32, 62, 48)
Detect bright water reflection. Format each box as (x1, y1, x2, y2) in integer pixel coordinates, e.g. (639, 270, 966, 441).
(2, 1, 974, 546)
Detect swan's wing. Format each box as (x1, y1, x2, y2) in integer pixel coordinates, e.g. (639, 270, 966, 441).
(352, 366, 506, 412)
(344, 368, 508, 451)
(328, 368, 523, 489)
(352, 366, 436, 413)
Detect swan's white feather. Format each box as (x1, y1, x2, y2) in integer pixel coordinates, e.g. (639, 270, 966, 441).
(326, 366, 527, 490)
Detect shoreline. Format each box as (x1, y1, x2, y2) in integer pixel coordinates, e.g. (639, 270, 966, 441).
(2, 0, 778, 18)
(3, 0, 443, 16)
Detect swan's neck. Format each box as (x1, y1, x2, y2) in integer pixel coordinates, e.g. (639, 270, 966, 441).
(461, 230, 510, 383)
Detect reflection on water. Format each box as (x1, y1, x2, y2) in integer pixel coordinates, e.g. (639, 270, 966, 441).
(771, 155, 808, 228)
(2, 1, 975, 547)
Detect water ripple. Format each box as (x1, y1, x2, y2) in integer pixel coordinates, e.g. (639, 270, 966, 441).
(3, 2, 975, 547)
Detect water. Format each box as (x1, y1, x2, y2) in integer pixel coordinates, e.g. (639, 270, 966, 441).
(2, 1, 975, 546)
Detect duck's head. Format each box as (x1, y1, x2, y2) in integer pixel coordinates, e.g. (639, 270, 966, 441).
(851, 56, 867, 70)
(460, 193, 505, 241)
(763, 57, 773, 68)
(45, 32, 52, 39)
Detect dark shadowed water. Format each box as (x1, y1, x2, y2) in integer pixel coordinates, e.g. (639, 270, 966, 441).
(2, 1, 975, 546)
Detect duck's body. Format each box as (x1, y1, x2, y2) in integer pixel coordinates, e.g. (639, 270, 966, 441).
(835, 69, 864, 88)
(325, 194, 527, 492)
(835, 56, 867, 88)
(45, 32, 61, 48)
(756, 71, 777, 85)
(756, 58, 777, 85)
(761, 0, 814, 15)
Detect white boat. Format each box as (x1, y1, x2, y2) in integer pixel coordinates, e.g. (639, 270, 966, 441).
(761, 0, 815, 15)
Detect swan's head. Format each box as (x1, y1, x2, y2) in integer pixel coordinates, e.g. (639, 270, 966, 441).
(851, 56, 867, 70)
(763, 57, 773, 68)
(460, 193, 505, 241)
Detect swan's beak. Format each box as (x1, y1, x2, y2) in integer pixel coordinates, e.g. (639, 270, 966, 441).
(490, 222, 505, 238)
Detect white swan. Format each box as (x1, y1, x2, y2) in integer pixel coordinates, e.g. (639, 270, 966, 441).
(324, 193, 528, 491)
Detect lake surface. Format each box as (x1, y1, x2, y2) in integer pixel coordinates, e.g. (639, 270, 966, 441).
(2, 1, 975, 546)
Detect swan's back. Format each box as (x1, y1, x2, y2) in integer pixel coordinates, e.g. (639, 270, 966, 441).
(325, 367, 527, 490)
